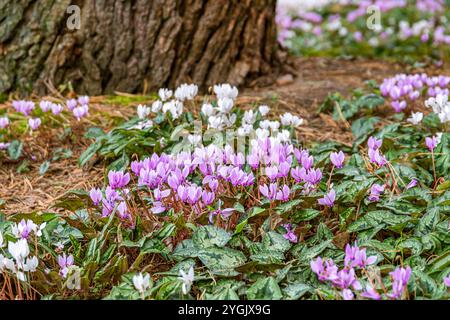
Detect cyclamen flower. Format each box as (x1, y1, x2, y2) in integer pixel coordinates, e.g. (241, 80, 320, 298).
(12, 219, 39, 239)
(276, 185, 290, 202)
(174, 84, 198, 101)
(13, 100, 35, 116)
(78, 96, 90, 105)
(178, 266, 195, 295)
(66, 99, 78, 111)
(108, 170, 130, 189)
(208, 208, 234, 223)
(258, 105, 270, 116)
(310, 257, 339, 282)
(361, 285, 382, 300)
(368, 184, 385, 202)
(58, 253, 74, 278)
(133, 272, 151, 294)
(51, 103, 64, 115)
(40, 100, 53, 112)
(444, 275, 450, 287)
(201, 103, 214, 117)
(0, 117, 10, 129)
(425, 136, 438, 151)
(213, 84, 238, 100)
(341, 289, 354, 300)
(89, 188, 103, 206)
(137, 104, 151, 119)
(158, 88, 173, 101)
(304, 168, 322, 185)
(28, 118, 41, 131)
(367, 136, 382, 150)
(388, 266, 411, 299)
(117, 201, 130, 220)
(259, 183, 278, 201)
(282, 224, 297, 243)
(73, 105, 89, 120)
(368, 148, 387, 167)
(344, 242, 377, 268)
(330, 151, 345, 168)
(318, 189, 336, 207)
(407, 112, 423, 125)
(406, 179, 418, 189)
(8, 238, 29, 261)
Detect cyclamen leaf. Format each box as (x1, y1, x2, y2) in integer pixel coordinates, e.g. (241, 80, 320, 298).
(247, 277, 283, 300)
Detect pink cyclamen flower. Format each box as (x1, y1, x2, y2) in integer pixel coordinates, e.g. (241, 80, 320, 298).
(73, 105, 89, 120)
(0, 117, 9, 129)
(310, 257, 339, 282)
(282, 224, 297, 243)
(66, 99, 78, 111)
(275, 185, 290, 202)
(51, 103, 64, 115)
(259, 183, 278, 201)
(330, 151, 345, 168)
(368, 183, 385, 202)
(28, 118, 41, 131)
(361, 285, 382, 300)
(425, 136, 438, 151)
(368, 148, 387, 167)
(117, 201, 130, 220)
(0, 142, 10, 150)
(318, 189, 336, 207)
(108, 170, 130, 189)
(58, 253, 74, 278)
(388, 266, 411, 299)
(89, 188, 103, 206)
(305, 168, 322, 185)
(406, 179, 418, 190)
(367, 136, 382, 150)
(444, 275, 450, 287)
(341, 289, 354, 300)
(39, 100, 53, 112)
(13, 100, 35, 116)
(78, 96, 90, 105)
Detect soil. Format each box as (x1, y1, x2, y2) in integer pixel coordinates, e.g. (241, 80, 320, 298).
(0, 56, 448, 215)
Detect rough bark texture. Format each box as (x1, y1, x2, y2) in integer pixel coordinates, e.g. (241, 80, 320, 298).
(0, 0, 280, 96)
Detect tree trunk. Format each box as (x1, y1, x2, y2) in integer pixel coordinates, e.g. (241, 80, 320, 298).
(0, 0, 280, 96)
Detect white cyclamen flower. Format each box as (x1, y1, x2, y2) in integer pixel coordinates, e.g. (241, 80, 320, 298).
(175, 84, 198, 101)
(208, 116, 224, 129)
(243, 110, 257, 124)
(133, 272, 151, 293)
(213, 84, 239, 100)
(217, 98, 234, 114)
(151, 100, 163, 113)
(259, 120, 271, 130)
(158, 88, 173, 101)
(259, 105, 270, 116)
(137, 104, 151, 119)
(23, 256, 38, 272)
(269, 121, 280, 131)
(8, 239, 29, 261)
(178, 266, 194, 295)
(201, 103, 214, 117)
(407, 112, 423, 125)
(291, 115, 304, 127)
(280, 112, 293, 126)
(188, 134, 202, 146)
(35, 223, 46, 237)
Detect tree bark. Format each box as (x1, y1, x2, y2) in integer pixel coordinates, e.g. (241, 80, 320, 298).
(0, 0, 280, 96)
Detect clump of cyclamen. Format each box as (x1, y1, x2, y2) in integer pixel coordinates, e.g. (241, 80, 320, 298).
(311, 241, 412, 300)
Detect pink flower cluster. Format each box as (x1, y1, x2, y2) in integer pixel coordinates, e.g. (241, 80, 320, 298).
(311, 242, 411, 300)
(380, 74, 450, 112)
